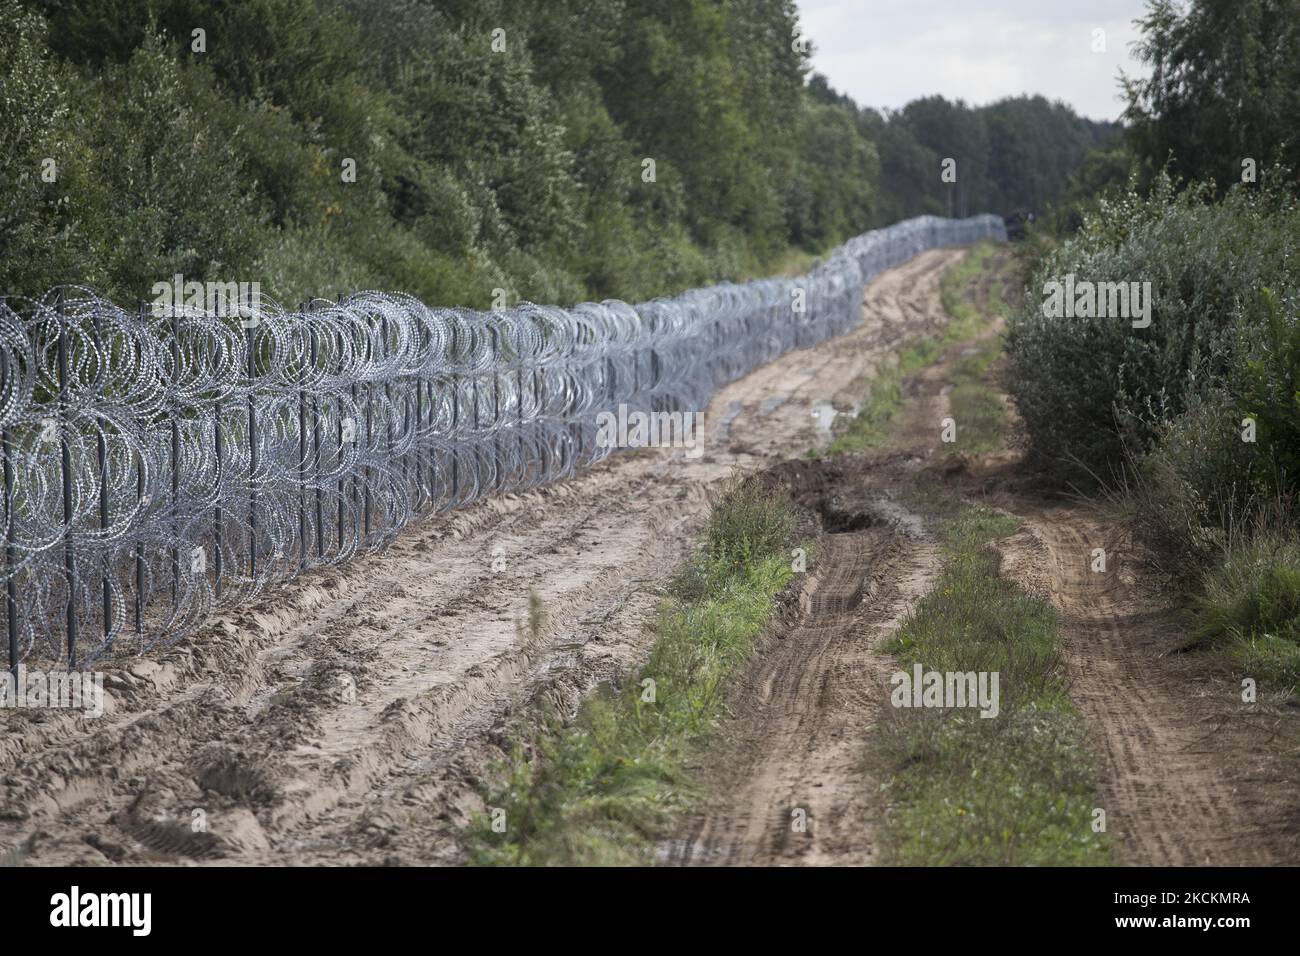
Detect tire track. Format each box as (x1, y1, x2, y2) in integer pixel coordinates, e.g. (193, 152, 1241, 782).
(999, 507, 1300, 865)
(666, 517, 938, 866)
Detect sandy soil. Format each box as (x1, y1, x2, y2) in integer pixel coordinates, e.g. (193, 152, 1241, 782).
(0, 248, 965, 866)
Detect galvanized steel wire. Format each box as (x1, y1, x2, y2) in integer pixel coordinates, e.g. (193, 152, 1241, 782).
(0, 215, 1005, 667)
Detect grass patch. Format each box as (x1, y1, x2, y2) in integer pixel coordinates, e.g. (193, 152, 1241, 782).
(872, 506, 1109, 866)
(826, 241, 1007, 455)
(947, 339, 1007, 454)
(940, 241, 1007, 336)
(1195, 530, 1300, 696)
(469, 476, 800, 865)
(825, 366, 905, 454)
(941, 243, 1009, 454)
(949, 384, 1004, 454)
(942, 506, 1021, 550)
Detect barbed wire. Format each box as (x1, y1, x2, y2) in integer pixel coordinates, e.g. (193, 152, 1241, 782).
(0, 215, 1005, 667)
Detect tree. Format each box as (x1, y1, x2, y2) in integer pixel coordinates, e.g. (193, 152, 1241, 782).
(1123, 0, 1300, 190)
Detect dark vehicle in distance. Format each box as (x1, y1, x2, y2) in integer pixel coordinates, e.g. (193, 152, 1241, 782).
(1003, 209, 1037, 240)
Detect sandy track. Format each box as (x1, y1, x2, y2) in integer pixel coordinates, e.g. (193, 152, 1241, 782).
(997, 511, 1300, 866)
(665, 520, 937, 866)
(0, 249, 966, 866)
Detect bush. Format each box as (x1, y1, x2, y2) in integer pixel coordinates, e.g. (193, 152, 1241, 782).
(1123, 388, 1267, 566)
(1235, 287, 1300, 488)
(1110, 261, 1300, 572)
(1005, 176, 1300, 485)
(672, 475, 794, 602)
(704, 477, 794, 570)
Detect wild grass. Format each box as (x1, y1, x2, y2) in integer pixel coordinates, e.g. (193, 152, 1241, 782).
(1194, 526, 1300, 696)
(872, 506, 1109, 866)
(825, 365, 906, 454)
(469, 476, 799, 865)
(1099, 432, 1300, 699)
(947, 342, 1007, 455)
(939, 241, 1008, 336)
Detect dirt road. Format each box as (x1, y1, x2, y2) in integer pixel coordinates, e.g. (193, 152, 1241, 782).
(997, 511, 1300, 865)
(0, 249, 965, 866)
(9, 244, 1295, 867)
(664, 246, 1300, 867)
(664, 512, 939, 866)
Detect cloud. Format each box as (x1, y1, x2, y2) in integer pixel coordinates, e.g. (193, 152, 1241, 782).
(797, 0, 1151, 120)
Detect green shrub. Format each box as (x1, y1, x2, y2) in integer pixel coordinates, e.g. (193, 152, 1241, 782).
(1127, 388, 1268, 566)
(1005, 176, 1300, 485)
(254, 225, 374, 305)
(674, 476, 795, 601)
(1236, 288, 1300, 488)
(1109, 279, 1300, 569)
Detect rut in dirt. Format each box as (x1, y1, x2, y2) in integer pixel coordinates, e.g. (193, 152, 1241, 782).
(665, 492, 937, 867)
(997, 510, 1300, 866)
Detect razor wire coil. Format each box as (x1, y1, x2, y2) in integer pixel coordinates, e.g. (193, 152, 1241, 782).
(0, 215, 1005, 667)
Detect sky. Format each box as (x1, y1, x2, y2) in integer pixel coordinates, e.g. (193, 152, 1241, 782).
(795, 0, 1154, 121)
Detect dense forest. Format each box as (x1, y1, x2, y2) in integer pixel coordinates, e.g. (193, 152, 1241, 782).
(2, 0, 1115, 309)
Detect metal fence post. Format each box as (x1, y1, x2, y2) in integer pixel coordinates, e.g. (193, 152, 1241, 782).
(93, 305, 111, 644)
(449, 323, 459, 504)
(3, 422, 17, 674)
(336, 296, 348, 557)
(297, 303, 309, 570)
(309, 303, 324, 560)
(1, 299, 19, 674)
(414, 321, 425, 511)
(490, 324, 501, 492)
(214, 369, 224, 601)
(382, 312, 395, 519)
(247, 315, 258, 580)
(171, 309, 181, 615)
(135, 303, 147, 647)
(56, 291, 79, 667)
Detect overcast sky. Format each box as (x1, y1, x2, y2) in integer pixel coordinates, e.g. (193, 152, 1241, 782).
(796, 0, 1153, 121)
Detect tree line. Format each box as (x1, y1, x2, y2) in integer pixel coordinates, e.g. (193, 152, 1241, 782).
(2, 0, 1113, 309)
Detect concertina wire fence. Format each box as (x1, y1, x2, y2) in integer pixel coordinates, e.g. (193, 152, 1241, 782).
(0, 214, 1005, 669)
